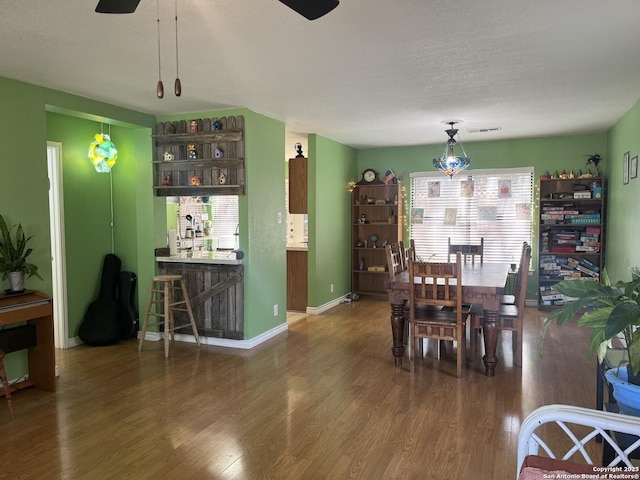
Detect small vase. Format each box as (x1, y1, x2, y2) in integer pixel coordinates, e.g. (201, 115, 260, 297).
(8, 271, 25, 292)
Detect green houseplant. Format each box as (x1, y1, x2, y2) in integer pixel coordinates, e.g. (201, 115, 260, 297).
(543, 269, 640, 378)
(0, 214, 43, 292)
(542, 268, 640, 416)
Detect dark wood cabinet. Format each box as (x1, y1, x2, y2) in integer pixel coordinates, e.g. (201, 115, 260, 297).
(351, 182, 402, 297)
(287, 250, 308, 311)
(153, 116, 245, 196)
(538, 177, 605, 309)
(288, 157, 308, 213)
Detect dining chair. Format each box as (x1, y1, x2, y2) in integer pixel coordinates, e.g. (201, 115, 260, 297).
(469, 244, 532, 367)
(448, 237, 484, 264)
(501, 241, 529, 305)
(397, 240, 409, 272)
(408, 252, 470, 378)
(385, 244, 403, 279)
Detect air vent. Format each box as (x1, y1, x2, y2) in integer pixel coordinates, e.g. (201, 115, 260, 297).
(467, 127, 502, 134)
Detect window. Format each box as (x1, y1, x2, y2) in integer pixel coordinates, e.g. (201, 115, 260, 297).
(410, 168, 533, 263)
(211, 196, 239, 248)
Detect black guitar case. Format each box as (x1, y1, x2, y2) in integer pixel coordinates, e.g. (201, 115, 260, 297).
(78, 253, 122, 346)
(118, 271, 139, 339)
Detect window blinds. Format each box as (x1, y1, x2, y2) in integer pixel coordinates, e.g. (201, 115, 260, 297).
(410, 168, 533, 264)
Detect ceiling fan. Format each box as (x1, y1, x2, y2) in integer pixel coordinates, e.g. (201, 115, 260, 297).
(95, 0, 340, 20)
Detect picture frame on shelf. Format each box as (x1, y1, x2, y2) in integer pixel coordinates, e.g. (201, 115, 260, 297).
(631, 156, 638, 179)
(623, 151, 630, 185)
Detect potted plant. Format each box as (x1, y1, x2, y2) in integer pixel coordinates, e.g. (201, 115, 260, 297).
(0, 214, 43, 292)
(542, 268, 640, 415)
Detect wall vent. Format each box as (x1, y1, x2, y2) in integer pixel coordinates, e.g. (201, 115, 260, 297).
(467, 127, 502, 134)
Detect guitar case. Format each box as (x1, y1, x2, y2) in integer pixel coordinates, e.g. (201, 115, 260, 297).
(78, 253, 122, 346)
(118, 271, 139, 339)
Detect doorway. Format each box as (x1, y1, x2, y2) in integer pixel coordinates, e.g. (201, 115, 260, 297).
(47, 141, 68, 349)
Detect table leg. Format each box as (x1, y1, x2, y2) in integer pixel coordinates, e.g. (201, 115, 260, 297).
(390, 302, 405, 368)
(482, 308, 499, 376)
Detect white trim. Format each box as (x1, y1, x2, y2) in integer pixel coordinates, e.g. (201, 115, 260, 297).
(47, 142, 69, 349)
(305, 296, 344, 315)
(137, 322, 289, 350)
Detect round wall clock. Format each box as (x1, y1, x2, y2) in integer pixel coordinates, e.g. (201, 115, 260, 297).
(363, 169, 377, 183)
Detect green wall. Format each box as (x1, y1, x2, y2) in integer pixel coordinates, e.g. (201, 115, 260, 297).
(156, 109, 287, 338)
(357, 132, 608, 300)
(605, 98, 640, 282)
(308, 134, 358, 306)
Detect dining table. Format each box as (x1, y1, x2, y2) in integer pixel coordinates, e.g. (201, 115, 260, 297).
(385, 262, 510, 376)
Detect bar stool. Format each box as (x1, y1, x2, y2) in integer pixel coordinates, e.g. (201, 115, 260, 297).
(138, 274, 201, 357)
(0, 349, 15, 418)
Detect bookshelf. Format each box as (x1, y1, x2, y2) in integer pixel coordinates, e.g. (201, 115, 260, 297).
(538, 177, 605, 309)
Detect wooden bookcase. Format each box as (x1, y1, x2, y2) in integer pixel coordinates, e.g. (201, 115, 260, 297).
(152, 116, 245, 196)
(351, 182, 402, 297)
(538, 177, 605, 309)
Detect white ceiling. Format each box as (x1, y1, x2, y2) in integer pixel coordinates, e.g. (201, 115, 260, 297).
(2, 0, 640, 149)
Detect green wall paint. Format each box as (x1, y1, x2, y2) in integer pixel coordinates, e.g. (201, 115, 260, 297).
(308, 135, 358, 306)
(358, 133, 608, 300)
(605, 98, 640, 282)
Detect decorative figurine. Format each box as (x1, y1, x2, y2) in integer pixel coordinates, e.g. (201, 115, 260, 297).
(163, 151, 175, 161)
(213, 119, 223, 131)
(190, 120, 198, 133)
(569, 169, 575, 179)
(190, 176, 201, 186)
(360, 213, 367, 224)
(162, 175, 172, 186)
(294, 142, 305, 158)
(560, 169, 568, 179)
(585, 153, 602, 176)
(214, 147, 224, 158)
(188, 144, 197, 159)
(219, 171, 227, 185)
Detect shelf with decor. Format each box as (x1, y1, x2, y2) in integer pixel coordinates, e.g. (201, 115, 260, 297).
(538, 177, 605, 310)
(351, 181, 402, 297)
(152, 116, 244, 196)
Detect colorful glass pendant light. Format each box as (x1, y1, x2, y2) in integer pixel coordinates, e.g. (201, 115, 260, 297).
(433, 121, 471, 178)
(88, 133, 118, 173)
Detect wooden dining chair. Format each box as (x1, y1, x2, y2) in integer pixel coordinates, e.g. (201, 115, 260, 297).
(501, 241, 529, 305)
(397, 241, 409, 272)
(0, 349, 15, 418)
(469, 244, 532, 367)
(385, 244, 403, 279)
(448, 237, 484, 264)
(408, 252, 470, 378)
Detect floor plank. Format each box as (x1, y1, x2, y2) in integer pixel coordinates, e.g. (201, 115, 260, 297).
(0, 299, 598, 479)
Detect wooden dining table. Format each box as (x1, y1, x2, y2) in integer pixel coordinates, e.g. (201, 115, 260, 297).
(385, 262, 510, 376)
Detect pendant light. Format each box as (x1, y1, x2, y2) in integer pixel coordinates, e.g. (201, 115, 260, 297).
(174, 0, 182, 96)
(433, 121, 471, 178)
(156, 0, 163, 98)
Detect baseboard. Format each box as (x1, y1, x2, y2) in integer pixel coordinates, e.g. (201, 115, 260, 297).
(306, 296, 344, 315)
(137, 322, 289, 350)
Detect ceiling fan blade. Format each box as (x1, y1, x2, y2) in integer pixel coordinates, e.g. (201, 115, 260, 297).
(279, 0, 339, 20)
(95, 0, 141, 14)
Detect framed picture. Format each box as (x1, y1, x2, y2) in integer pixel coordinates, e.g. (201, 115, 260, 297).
(632, 156, 638, 179)
(623, 151, 630, 185)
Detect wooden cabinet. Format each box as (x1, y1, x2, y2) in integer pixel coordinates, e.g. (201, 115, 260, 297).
(351, 182, 402, 297)
(287, 249, 308, 311)
(153, 116, 245, 196)
(288, 157, 308, 213)
(538, 177, 605, 309)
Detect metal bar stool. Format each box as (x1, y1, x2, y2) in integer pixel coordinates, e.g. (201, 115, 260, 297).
(138, 274, 201, 357)
(0, 349, 15, 418)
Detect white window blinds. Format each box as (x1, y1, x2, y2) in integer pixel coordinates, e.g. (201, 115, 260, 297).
(212, 195, 239, 245)
(410, 168, 533, 263)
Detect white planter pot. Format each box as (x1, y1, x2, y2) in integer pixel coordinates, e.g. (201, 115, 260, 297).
(8, 271, 25, 292)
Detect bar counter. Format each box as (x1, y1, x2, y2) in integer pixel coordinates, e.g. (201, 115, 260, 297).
(156, 252, 244, 339)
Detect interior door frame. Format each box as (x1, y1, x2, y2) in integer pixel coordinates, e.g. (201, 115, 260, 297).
(47, 141, 69, 349)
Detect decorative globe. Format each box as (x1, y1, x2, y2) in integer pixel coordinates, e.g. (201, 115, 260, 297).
(369, 234, 378, 245)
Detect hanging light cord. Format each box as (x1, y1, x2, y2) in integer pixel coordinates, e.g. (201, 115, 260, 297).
(156, 0, 164, 98)
(174, 0, 182, 96)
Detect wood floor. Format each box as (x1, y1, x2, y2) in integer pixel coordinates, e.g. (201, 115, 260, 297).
(0, 299, 597, 480)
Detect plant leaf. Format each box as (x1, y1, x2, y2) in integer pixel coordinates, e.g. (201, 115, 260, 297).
(605, 302, 640, 339)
